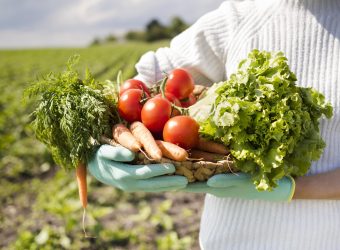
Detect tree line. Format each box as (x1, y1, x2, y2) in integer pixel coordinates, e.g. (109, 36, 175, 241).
(91, 16, 189, 45)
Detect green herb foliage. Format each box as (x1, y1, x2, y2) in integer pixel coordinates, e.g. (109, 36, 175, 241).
(191, 50, 333, 190)
(25, 55, 119, 170)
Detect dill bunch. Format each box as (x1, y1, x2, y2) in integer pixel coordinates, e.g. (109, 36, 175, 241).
(25, 55, 119, 170)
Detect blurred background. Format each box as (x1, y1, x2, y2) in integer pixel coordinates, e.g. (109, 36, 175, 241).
(0, 0, 225, 249)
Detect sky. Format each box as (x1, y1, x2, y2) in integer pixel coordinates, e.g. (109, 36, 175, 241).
(0, 0, 226, 48)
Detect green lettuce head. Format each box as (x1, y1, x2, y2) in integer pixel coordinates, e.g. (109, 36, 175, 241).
(191, 50, 333, 191)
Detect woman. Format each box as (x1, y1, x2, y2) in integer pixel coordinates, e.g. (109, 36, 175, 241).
(89, 0, 340, 249)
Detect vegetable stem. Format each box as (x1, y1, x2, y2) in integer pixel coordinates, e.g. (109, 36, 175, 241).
(116, 70, 123, 86)
(174, 105, 189, 116)
(159, 76, 168, 99)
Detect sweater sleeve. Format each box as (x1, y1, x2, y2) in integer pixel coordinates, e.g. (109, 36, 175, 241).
(134, 2, 241, 87)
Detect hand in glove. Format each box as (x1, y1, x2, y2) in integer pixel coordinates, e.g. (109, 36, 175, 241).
(88, 145, 188, 192)
(184, 173, 295, 202)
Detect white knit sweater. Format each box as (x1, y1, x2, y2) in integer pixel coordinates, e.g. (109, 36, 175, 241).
(135, 0, 340, 249)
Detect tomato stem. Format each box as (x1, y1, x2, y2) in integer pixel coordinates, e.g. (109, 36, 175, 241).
(140, 97, 149, 104)
(159, 76, 168, 99)
(171, 104, 189, 116)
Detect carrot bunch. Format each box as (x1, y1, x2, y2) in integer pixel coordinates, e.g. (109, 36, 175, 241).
(108, 121, 233, 183)
(111, 122, 230, 164)
(25, 56, 120, 237)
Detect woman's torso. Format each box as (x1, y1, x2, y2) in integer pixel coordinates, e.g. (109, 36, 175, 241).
(200, 0, 340, 249)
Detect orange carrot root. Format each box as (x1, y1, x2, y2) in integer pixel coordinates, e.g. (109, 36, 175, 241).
(76, 163, 87, 208)
(189, 149, 226, 162)
(113, 124, 141, 152)
(130, 122, 162, 161)
(156, 140, 188, 161)
(76, 163, 95, 238)
(196, 138, 230, 155)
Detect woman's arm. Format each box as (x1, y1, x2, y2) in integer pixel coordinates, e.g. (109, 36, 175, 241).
(293, 167, 340, 200)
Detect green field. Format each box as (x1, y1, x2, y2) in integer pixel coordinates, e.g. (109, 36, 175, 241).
(0, 42, 203, 250)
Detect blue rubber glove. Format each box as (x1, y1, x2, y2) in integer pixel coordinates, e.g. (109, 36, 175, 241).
(88, 145, 188, 192)
(184, 173, 295, 202)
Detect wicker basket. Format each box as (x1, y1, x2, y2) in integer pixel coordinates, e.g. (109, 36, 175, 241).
(134, 152, 237, 182)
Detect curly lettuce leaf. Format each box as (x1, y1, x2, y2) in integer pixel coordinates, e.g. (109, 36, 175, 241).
(190, 50, 333, 191)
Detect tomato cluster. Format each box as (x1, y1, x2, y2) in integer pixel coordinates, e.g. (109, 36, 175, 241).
(117, 68, 199, 149)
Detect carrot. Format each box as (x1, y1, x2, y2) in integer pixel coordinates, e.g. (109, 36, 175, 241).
(76, 163, 87, 208)
(130, 121, 162, 161)
(189, 149, 226, 162)
(113, 124, 141, 152)
(156, 140, 188, 161)
(196, 138, 229, 155)
(76, 163, 94, 238)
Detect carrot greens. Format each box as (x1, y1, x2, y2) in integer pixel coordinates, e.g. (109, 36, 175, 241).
(25, 56, 119, 170)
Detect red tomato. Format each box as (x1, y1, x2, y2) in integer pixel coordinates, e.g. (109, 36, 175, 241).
(163, 116, 199, 149)
(165, 68, 195, 100)
(141, 97, 172, 133)
(120, 79, 150, 96)
(155, 92, 182, 116)
(180, 93, 196, 108)
(155, 93, 181, 106)
(118, 89, 145, 122)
